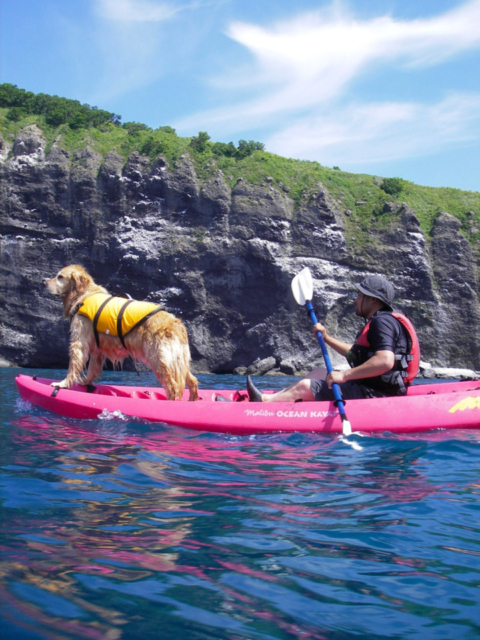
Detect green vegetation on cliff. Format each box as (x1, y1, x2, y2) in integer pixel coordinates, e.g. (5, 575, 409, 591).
(1, 83, 479, 248)
(0, 82, 121, 128)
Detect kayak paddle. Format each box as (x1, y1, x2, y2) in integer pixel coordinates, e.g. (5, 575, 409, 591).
(291, 267, 352, 436)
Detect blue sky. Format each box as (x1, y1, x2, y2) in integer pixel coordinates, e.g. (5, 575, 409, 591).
(1, 0, 479, 191)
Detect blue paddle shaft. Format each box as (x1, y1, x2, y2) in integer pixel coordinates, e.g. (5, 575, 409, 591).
(306, 301, 348, 418)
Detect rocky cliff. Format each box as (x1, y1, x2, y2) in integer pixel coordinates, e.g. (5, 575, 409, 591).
(1, 124, 480, 374)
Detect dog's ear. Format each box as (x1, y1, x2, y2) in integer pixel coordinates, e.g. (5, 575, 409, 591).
(71, 270, 91, 294)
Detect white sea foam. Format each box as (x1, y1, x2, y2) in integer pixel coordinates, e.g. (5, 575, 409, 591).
(339, 435, 363, 451)
(15, 398, 33, 412)
(97, 408, 128, 421)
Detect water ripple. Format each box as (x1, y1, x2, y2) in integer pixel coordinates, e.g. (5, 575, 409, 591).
(1, 369, 480, 639)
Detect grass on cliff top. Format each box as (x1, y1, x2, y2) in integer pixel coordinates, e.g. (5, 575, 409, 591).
(0, 108, 190, 163)
(1, 108, 479, 244)
(196, 148, 480, 241)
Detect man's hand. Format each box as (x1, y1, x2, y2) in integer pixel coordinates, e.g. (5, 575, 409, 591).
(326, 370, 346, 387)
(313, 322, 327, 339)
(312, 324, 353, 357)
(326, 351, 395, 387)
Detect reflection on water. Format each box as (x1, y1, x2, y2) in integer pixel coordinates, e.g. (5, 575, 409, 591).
(1, 369, 480, 640)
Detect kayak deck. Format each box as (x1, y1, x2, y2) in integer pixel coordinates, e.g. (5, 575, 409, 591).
(15, 374, 480, 435)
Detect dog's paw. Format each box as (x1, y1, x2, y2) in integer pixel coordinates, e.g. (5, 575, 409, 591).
(50, 380, 71, 389)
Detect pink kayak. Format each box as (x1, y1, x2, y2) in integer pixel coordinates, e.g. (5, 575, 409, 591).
(15, 374, 480, 435)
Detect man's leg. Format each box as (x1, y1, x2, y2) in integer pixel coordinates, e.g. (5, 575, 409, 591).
(247, 375, 316, 402)
(310, 380, 382, 401)
(246, 376, 381, 403)
(305, 367, 328, 380)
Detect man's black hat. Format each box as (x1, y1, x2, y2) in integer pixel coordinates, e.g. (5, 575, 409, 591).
(356, 276, 394, 310)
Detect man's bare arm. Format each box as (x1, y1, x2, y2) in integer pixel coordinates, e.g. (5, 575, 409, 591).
(312, 322, 353, 357)
(326, 350, 395, 386)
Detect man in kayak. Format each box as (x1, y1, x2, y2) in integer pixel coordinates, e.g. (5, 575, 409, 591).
(247, 275, 419, 403)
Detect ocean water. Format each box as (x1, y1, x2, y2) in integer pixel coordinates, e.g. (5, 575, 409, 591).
(1, 368, 480, 640)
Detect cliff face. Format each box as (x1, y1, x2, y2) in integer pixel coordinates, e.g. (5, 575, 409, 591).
(1, 124, 480, 373)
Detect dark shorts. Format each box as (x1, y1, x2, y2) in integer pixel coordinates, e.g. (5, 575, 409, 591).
(310, 379, 388, 402)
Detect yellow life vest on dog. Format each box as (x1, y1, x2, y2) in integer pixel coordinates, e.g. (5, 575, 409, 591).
(77, 293, 163, 348)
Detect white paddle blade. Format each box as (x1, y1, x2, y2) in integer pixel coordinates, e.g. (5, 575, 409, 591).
(291, 267, 314, 306)
(342, 419, 352, 437)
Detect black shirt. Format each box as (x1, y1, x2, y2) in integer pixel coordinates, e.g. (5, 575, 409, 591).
(364, 312, 408, 355)
(356, 311, 408, 392)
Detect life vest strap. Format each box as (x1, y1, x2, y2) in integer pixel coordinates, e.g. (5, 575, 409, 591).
(72, 303, 83, 318)
(122, 305, 164, 341)
(117, 300, 134, 349)
(92, 296, 114, 348)
(79, 294, 164, 349)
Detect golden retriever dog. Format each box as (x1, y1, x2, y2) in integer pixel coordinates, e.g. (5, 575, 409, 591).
(44, 265, 198, 401)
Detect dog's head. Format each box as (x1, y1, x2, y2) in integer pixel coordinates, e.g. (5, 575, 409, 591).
(44, 265, 93, 298)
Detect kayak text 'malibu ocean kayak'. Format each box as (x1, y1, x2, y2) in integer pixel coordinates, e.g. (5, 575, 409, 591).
(15, 374, 480, 435)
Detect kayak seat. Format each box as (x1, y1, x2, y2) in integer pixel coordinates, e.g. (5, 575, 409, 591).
(131, 391, 150, 399)
(151, 392, 166, 400)
(215, 394, 233, 402)
(233, 391, 248, 402)
(95, 388, 117, 397)
(105, 387, 131, 398)
(141, 390, 167, 400)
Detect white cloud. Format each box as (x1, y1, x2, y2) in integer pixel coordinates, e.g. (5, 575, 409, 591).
(96, 0, 178, 22)
(265, 94, 480, 165)
(88, 0, 225, 103)
(174, 0, 480, 165)
(95, 0, 224, 22)
(84, 0, 182, 103)
(181, 0, 480, 126)
(86, 22, 164, 104)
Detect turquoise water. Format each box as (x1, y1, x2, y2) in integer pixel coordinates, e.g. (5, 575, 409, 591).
(1, 368, 480, 640)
